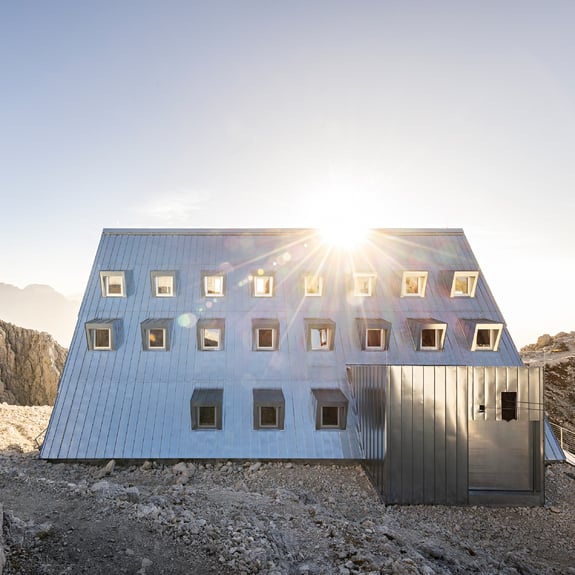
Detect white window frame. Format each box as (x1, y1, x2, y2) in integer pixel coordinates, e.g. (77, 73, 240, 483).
(365, 328, 385, 350)
(197, 318, 225, 351)
(151, 271, 176, 297)
(451, 271, 479, 298)
(253, 389, 285, 430)
(355, 318, 391, 351)
(472, 323, 503, 351)
(191, 388, 223, 430)
(252, 273, 274, 297)
(312, 388, 348, 430)
(140, 319, 172, 351)
(305, 319, 336, 351)
(85, 319, 117, 351)
(202, 273, 225, 297)
(304, 274, 324, 297)
(100, 271, 126, 297)
(201, 328, 222, 350)
(401, 271, 428, 297)
(353, 273, 376, 297)
(256, 328, 275, 350)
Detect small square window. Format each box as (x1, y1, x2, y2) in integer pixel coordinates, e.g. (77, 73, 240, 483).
(312, 388, 348, 430)
(366, 328, 383, 349)
(85, 320, 118, 351)
(252, 318, 280, 351)
(191, 388, 223, 430)
(260, 406, 278, 427)
(253, 389, 285, 430)
(141, 319, 172, 351)
(197, 319, 225, 351)
(305, 319, 336, 351)
(100, 271, 126, 297)
(198, 406, 216, 428)
(94, 328, 111, 350)
(470, 321, 503, 351)
(202, 273, 225, 297)
(409, 318, 446, 351)
(148, 328, 166, 349)
(304, 274, 323, 296)
(253, 274, 274, 297)
(356, 318, 391, 351)
(202, 328, 222, 349)
(401, 272, 428, 297)
(151, 271, 176, 297)
(451, 271, 479, 298)
(353, 273, 376, 297)
(257, 328, 274, 349)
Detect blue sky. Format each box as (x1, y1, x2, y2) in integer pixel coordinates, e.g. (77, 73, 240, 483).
(1, 1, 574, 347)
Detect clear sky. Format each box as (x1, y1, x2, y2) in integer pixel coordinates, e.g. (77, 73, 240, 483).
(1, 1, 574, 348)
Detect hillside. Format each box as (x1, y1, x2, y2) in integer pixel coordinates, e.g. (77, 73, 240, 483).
(0, 283, 79, 348)
(521, 331, 575, 432)
(0, 320, 67, 405)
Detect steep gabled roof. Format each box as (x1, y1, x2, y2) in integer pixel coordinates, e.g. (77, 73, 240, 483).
(41, 228, 522, 460)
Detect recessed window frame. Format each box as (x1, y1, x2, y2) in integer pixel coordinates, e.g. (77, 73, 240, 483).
(471, 321, 503, 351)
(252, 318, 280, 351)
(408, 318, 447, 351)
(305, 318, 336, 351)
(150, 271, 176, 297)
(201, 272, 226, 298)
(355, 318, 391, 351)
(312, 388, 348, 430)
(251, 272, 275, 297)
(197, 318, 225, 351)
(85, 319, 118, 351)
(100, 271, 126, 297)
(450, 271, 479, 298)
(140, 318, 172, 351)
(304, 274, 324, 297)
(253, 389, 285, 430)
(190, 388, 223, 430)
(353, 273, 376, 297)
(401, 271, 428, 298)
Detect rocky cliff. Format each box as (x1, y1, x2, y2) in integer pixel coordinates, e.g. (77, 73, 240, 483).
(0, 320, 67, 405)
(521, 331, 575, 432)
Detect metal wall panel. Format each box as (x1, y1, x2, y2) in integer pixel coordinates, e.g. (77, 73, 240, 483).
(41, 228, 525, 462)
(349, 364, 543, 505)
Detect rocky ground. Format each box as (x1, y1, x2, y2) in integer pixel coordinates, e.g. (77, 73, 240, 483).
(1, 404, 575, 575)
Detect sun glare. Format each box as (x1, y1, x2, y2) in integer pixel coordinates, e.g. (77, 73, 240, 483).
(320, 224, 368, 249)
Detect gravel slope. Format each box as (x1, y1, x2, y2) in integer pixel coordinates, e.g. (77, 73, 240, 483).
(1, 404, 574, 575)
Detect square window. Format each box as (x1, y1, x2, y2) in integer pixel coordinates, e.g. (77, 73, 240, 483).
(476, 328, 492, 348)
(451, 271, 479, 297)
(191, 388, 223, 430)
(94, 328, 111, 350)
(198, 406, 216, 428)
(253, 274, 274, 297)
(322, 406, 340, 427)
(100, 271, 125, 297)
(401, 272, 428, 297)
(197, 319, 225, 351)
(259, 406, 278, 427)
(305, 319, 336, 351)
(150, 272, 176, 297)
(469, 322, 503, 351)
(304, 275, 323, 296)
(204, 274, 225, 297)
(409, 318, 446, 351)
(311, 327, 329, 349)
(203, 328, 222, 349)
(421, 328, 438, 349)
(257, 328, 274, 349)
(86, 320, 118, 351)
(140, 319, 172, 351)
(312, 388, 348, 430)
(148, 328, 166, 349)
(353, 274, 375, 297)
(366, 328, 383, 349)
(253, 389, 285, 430)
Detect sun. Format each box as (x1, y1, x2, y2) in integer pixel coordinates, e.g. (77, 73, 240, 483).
(319, 223, 369, 249)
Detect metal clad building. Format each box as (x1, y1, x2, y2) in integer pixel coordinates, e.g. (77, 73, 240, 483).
(41, 228, 544, 504)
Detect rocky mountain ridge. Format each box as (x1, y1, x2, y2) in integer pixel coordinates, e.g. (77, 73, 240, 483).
(0, 320, 67, 406)
(520, 330, 575, 432)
